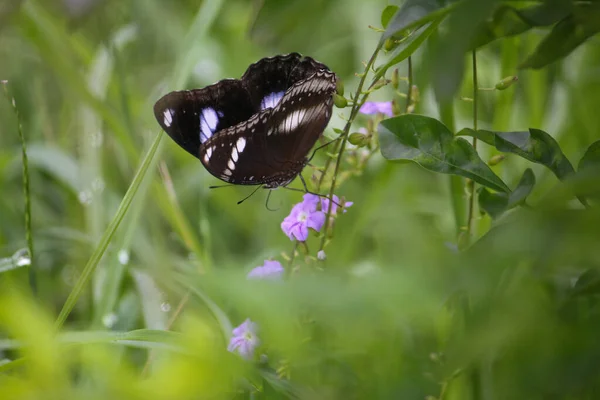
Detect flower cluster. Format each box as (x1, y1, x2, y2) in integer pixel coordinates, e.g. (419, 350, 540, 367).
(281, 193, 353, 241)
(359, 101, 393, 118)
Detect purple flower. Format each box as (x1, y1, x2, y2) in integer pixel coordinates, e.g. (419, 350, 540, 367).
(247, 260, 284, 280)
(359, 101, 393, 117)
(227, 319, 260, 359)
(321, 195, 353, 215)
(281, 194, 325, 241)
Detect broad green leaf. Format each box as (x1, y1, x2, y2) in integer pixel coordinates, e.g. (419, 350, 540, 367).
(470, 3, 571, 49)
(578, 140, 600, 171)
(457, 128, 575, 180)
(379, 115, 510, 193)
(382, 0, 458, 41)
(373, 16, 444, 82)
(478, 168, 535, 219)
(381, 5, 399, 29)
(520, 4, 600, 69)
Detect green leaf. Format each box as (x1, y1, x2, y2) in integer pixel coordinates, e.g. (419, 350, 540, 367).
(379, 115, 510, 193)
(457, 128, 575, 180)
(578, 140, 600, 171)
(381, 5, 399, 29)
(478, 168, 535, 219)
(373, 16, 444, 82)
(470, 3, 571, 49)
(382, 0, 458, 41)
(520, 4, 600, 69)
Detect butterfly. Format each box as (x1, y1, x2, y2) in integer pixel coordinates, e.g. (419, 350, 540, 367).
(153, 53, 337, 189)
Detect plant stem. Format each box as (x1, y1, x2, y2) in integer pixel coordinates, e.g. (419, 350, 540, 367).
(2, 81, 35, 293)
(319, 44, 383, 250)
(405, 56, 413, 113)
(465, 50, 478, 241)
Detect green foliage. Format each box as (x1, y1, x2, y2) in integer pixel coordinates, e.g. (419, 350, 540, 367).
(1, 0, 600, 398)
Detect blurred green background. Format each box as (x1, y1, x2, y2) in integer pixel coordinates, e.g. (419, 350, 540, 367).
(1, 0, 600, 399)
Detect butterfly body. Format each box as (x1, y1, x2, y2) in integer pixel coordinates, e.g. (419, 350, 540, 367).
(153, 53, 337, 188)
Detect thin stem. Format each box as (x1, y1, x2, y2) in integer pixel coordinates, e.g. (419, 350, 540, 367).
(405, 56, 413, 113)
(2, 81, 35, 292)
(319, 44, 383, 250)
(465, 50, 478, 241)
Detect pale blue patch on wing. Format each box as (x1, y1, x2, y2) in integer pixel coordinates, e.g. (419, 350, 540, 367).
(260, 91, 285, 110)
(199, 107, 219, 143)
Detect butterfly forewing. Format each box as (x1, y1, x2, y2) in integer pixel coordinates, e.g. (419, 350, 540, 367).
(153, 80, 254, 158)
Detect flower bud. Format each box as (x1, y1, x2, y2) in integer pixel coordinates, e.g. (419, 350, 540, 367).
(336, 79, 344, 96)
(317, 250, 326, 261)
(391, 68, 400, 90)
(371, 79, 389, 91)
(333, 94, 348, 108)
(495, 76, 518, 90)
(349, 132, 369, 147)
(384, 38, 397, 52)
(488, 154, 505, 166)
(392, 99, 402, 116)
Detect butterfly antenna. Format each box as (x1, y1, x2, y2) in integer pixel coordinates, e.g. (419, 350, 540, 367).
(285, 175, 343, 208)
(264, 189, 279, 212)
(237, 185, 262, 205)
(307, 137, 341, 163)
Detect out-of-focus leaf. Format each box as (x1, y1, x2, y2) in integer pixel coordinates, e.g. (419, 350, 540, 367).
(457, 128, 575, 181)
(520, 4, 600, 69)
(382, 0, 457, 41)
(381, 5, 399, 28)
(570, 269, 600, 298)
(431, 0, 498, 103)
(373, 16, 444, 82)
(479, 168, 535, 219)
(379, 115, 510, 193)
(470, 3, 572, 49)
(578, 140, 600, 171)
(23, 143, 82, 193)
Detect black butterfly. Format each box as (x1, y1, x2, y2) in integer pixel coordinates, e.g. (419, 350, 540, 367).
(153, 53, 337, 189)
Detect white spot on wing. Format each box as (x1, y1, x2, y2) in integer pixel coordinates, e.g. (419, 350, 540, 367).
(231, 147, 239, 162)
(199, 107, 219, 144)
(228, 159, 235, 170)
(260, 91, 285, 110)
(223, 169, 232, 176)
(163, 109, 173, 127)
(279, 109, 307, 133)
(236, 137, 246, 153)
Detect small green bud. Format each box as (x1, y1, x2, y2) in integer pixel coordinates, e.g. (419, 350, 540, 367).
(371, 79, 389, 91)
(384, 37, 396, 52)
(336, 79, 344, 96)
(392, 99, 402, 116)
(333, 94, 348, 108)
(488, 154, 506, 166)
(391, 68, 399, 90)
(495, 76, 518, 90)
(465, 178, 474, 194)
(348, 132, 369, 147)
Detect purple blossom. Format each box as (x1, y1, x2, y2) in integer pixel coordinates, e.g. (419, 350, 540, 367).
(359, 101, 393, 117)
(227, 319, 260, 359)
(247, 260, 284, 280)
(321, 195, 353, 215)
(281, 194, 325, 241)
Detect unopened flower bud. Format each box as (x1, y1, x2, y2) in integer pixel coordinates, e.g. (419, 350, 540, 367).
(349, 132, 369, 147)
(384, 37, 397, 52)
(371, 79, 389, 91)
(488, 154, 505, 166)
(495, 76, 518, 90)
(391, 68, 400, 89)
(317, 250, 326, 260)
(392, 99, 402, 116)
(336, 79, 344, 96)
(333, 94, 348, 108)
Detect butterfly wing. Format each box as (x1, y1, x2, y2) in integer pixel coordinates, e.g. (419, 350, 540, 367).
(153, 79, 255, 158)
(198, 69, 337, 187)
